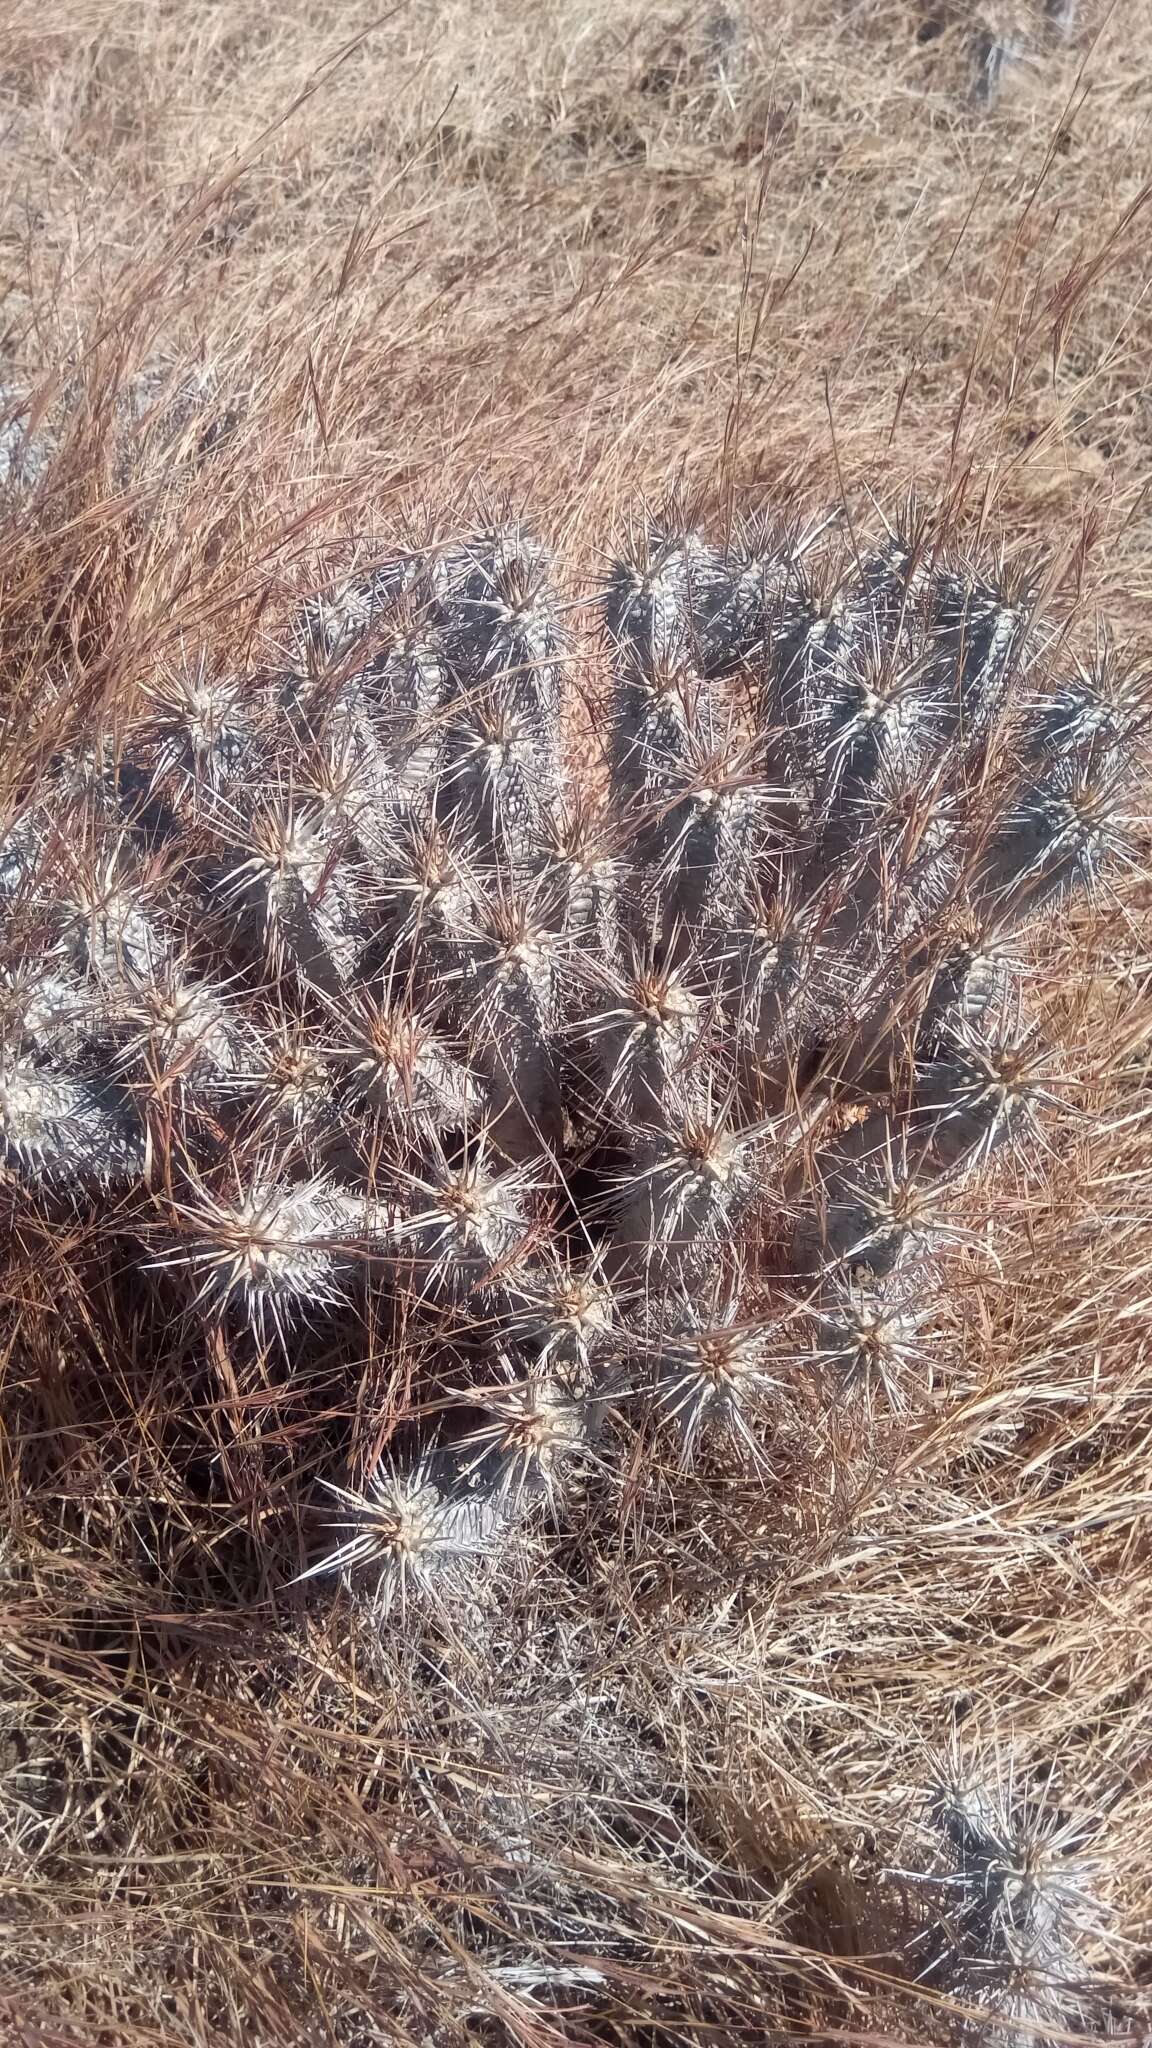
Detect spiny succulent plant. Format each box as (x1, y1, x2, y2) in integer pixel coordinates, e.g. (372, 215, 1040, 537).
(910, 1752, 1112, 2032)
(0, 501, 1143, 1626)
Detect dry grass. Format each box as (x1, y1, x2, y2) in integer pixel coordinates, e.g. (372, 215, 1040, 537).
(2, 2, 1152, 2042)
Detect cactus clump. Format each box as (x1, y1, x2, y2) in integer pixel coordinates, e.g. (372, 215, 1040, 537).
(0, 504, 1139, 1614)
(911, 1757, 1112, 2032)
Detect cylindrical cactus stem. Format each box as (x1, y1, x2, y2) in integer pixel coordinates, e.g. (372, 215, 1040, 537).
(455, 884, 564, 1163)
(809, 652, 939, 834)
(970, 761, 1129, 923)
(365, 626, 453, 792)
(428, 523, 565, 726)
(0, 959, 110, 1064)
(968, 30, 1019, 112)
(292, 576, 455, 830)
(322, 991, 483, 1137)
(635, 734, 795, 946)
(276, 669, 403, 840)
(1024, 643, 1148, 780)
(296, 557, 420, 668)
(293, 1454, 498, 1614)
(498, 1250, 619, 1376)
(691, 514, 789, 675)
(923, 1761, 1107, 2030)
(855, 528, 926, 637)
(444, 1349, 592, 1515)
(574, 943, 709, 1132)
(794, 1116, 970, 1281)
(0, 802, 48, 903)
(809, 760, 960, 947)
(391, 1140, 540, 1306)
(152, 1170, 381, 1343)
(911, 1033, 1053, 1172)
(138, 653, 255, 803)
(913, 934, 1015, 1053)
(365, 812, 480, 995)
(607, 1090, 773, 1291)
(640, 1295, 783, 1459)
(714, 881, 813, 1080)
(928, 565, 1032, 747)
(230, 1023, 343, 1157)
(0, 1056, 146, 1188)
(436, 687, 558, 862)
(537, 801, 622, 959)
(59, 865, 166, 989)
(119, 964, 268, 1095)
(692, 506, 840, 682)
(607, 650, 710, 823)
(603, 518, 727, 683)
(214, 793, 362, 995)
(807, 1276, 932, 1407)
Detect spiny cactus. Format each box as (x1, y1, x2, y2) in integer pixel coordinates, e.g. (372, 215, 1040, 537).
(0, 503, 1141, 1630)
(0, 361, 237, 505)
(911, 1755, 1111, 2032)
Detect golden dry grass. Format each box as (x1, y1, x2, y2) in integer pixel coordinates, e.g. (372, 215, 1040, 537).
(2, 2, 1152, 2043)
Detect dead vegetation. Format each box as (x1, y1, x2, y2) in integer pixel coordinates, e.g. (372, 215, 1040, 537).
(2, 2, 1152, 2043)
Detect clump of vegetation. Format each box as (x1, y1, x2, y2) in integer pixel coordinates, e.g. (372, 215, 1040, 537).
(2, 2, 1149, 2042)
(1, 475, 1145, 2038)
(3, 504, 1137, 1573)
